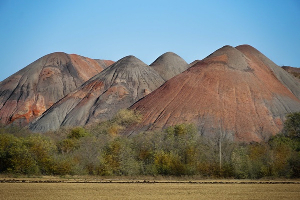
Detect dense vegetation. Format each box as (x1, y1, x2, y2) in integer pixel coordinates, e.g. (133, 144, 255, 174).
(1, 110, 300, 179)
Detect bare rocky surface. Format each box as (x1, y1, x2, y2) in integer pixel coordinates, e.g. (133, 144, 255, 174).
(130, 45, 300, 142)
(0, 52, 113, 126)
(236, 45, 300, 100)
(29, 56, 165, 132)
(150, 52, 189, 81)
(282, 66, 300, 79)
(2, 45, 299, 142)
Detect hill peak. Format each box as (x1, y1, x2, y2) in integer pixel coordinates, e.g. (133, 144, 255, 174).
(120, 55, 143, 62)
(150, 52, 189, 81)
(204, 45, 249, 71)
(110, 55, 147, 69)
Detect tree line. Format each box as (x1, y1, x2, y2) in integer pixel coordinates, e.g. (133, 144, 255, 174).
(0, 110, 300, 178)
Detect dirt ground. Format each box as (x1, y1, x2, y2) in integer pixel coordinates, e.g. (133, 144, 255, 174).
(1, 178, 300, 200)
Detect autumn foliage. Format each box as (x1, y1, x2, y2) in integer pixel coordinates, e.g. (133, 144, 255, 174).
(0, 110, 300, 178)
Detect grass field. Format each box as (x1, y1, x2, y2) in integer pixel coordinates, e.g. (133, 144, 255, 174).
(1, 181, 300, 200)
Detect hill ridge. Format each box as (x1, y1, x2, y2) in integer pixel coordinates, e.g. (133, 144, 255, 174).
(150, 52, 189, 81)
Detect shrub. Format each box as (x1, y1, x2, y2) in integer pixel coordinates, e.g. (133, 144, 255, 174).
(87, 109, 142, 137)
(154, 151, 185, 175)
(68, 127, 89, 139)
(166, 123, 197, 136)
(52, 155, 76, 175)
(113, 109, 142, 126)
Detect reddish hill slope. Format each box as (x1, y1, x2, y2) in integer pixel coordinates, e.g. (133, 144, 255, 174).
(131, 45, 300, 142)
(236, 45, 300, 99)
(29, 56, 165, 132)
(0, 52, 112, 126)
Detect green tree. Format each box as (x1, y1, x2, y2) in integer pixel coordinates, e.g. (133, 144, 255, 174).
(231, 146, 251, 179)
(98, 140, 122, 175)
(248, 142, 272, 178)
(283, 112, 300, 138)
(58, 138, 79, 154)
(25, 134, 57, 174)
(269, 135, 295, 177)
(289, 151, 300, 178)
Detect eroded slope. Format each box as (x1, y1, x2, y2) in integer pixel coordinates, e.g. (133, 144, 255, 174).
(131, 45, 300, 142)
(0, 52, 112, 126)
(29, 56, 165, 132)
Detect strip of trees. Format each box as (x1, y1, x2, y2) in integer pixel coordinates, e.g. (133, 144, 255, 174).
(0, 110, 299, 178)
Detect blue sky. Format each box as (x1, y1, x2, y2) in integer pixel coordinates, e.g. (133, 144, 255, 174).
(0, 0, 299, 81)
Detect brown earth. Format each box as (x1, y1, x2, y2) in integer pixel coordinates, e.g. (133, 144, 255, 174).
(131, 45, 300, 142)
(1, 183, 299, 200)
(0, 52, 113, 126)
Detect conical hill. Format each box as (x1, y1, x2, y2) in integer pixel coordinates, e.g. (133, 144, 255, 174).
(131, 45, 300, 142)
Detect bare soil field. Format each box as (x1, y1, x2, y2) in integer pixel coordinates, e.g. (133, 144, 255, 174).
(1, 178, 300, 200)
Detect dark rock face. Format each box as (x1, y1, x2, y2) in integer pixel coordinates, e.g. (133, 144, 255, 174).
(150, 52, 189, 81)
(29, 56, 165, 132)
(0, 52, 112, 126)
(131, 45, 300, 142)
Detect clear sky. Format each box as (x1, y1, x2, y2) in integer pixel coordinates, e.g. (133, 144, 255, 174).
(0, 0, 299, 81)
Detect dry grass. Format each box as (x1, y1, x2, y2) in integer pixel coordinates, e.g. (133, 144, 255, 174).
(1, 182, 300, 200)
